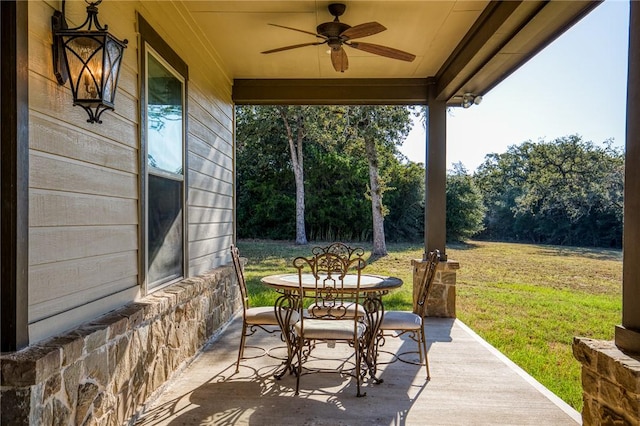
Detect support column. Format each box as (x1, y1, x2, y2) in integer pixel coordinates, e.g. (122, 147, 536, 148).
(616, 0, 640, 353)
(425, 85, 447, 260)
(573, 4, 640, 425)
(0, 0, 29, 352)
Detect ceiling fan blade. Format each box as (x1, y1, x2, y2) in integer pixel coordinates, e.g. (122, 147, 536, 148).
(262, 42, 325, 54)
(340, 22, 386, 40)
(331, 47, 349, 73)
(268, 23, 326, 39)
(348, 42, 416, 62)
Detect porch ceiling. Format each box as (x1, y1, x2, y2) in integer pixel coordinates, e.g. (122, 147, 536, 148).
(180, 1, 599, 104)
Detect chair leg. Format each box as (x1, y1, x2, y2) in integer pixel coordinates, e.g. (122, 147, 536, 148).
(356, 340, 366, 397)
(236, 321, 248, 373)
(420, 325, 430, 380)
(295, 337, 303, 395)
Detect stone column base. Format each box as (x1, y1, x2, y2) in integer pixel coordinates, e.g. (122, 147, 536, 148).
(412, 258, 460, 318)
(573, 337, 640, 425)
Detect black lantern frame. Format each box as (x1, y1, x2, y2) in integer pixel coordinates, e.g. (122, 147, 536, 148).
(52, 0, 128, 123)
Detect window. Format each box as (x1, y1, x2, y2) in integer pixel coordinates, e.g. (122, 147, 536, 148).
(142, 41, 187, 290)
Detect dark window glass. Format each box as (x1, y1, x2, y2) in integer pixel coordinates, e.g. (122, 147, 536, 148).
(148, 174, 183, 287)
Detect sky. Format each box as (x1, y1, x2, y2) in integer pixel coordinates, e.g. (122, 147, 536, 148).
(399, 0, 630, 172)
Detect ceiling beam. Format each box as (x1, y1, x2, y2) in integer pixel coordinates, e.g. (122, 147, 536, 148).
(435, 0, 601, 103)
(435, 0, 529, 101)
(232, 78, 434, 105)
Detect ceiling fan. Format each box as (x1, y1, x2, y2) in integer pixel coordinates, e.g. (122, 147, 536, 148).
(261, 3, 416, 73)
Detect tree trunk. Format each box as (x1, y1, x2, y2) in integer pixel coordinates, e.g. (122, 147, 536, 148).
(278, 107, 308, 245)
(364, 135, 387, 256)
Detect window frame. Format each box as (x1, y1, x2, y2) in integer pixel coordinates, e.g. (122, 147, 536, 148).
(138, 14, 189, 294)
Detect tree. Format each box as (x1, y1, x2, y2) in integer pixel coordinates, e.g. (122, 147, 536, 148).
(277, 106, 308, 245)
(446, 163, 486, 242)
(345, 106, 413, 256)
(474, 135, 623, 247)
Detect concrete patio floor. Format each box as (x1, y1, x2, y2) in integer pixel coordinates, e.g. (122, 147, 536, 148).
(135, 317, 581, 425)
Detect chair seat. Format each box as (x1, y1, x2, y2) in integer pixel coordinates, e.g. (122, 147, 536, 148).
(295, 319, 366, 340)
(246, 306, 299, 326)
(380, 311, 422, 330)
(306, 302, 366, 318)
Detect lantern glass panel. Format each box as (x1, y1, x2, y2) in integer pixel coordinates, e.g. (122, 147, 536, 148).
(104, 37, 124, 104)
(63, 35, 104, 101)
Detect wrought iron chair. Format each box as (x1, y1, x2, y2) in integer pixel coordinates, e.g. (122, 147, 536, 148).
(292, 250, 369, 397)
(230, 244, 299, 373)
(377, 249, 440, 379)
(307, 242, 367, 318)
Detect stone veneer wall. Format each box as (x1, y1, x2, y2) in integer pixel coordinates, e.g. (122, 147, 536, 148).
(412, 259, 460, 318)
(573, 337, 640, 425)
(0, 263, 240, 425)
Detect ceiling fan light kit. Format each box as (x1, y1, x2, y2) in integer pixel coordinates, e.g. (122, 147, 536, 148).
(262, 3, 416, 72)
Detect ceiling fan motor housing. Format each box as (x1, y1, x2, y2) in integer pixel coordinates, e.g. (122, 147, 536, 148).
(317, 21, 351, 38)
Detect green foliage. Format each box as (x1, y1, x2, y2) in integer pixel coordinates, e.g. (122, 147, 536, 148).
(385, 161, 425, 242)
(446, 163, 486, 242)
(235, 105, 424, 243)
(474, 135, 623, 247)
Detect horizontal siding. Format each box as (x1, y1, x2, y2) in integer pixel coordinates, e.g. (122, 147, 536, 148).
(28, 286, 140, 344)
(29, 252, 138, 305)
(30, 190, 138, 227)
(30, 152, 137, 198)
(27, 0, 236, 343)
(30, 113, 138, 172)
(30, 225, 138, 265)
(189, 223, 233, 242)
(189, 169, 233, 193)
(188, 187, 233, 210)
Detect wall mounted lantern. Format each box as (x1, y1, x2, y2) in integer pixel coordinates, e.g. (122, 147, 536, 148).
(52, 0, 128, 123)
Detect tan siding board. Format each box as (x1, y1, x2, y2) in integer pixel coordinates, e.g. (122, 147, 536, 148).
(30, 152, 137, 198)
(188, 99, 233, 144)
(188, 188, 233, 210)
(29, 286, 140, 344)
(188, 117, 233, 160)
(188, 169, 233, 194)
(189, 234, 233, 263)
(29, 251, 138, 305)
(30, 225, 138, 265)
(29, 73, 137, 143)
(189, 81, 233, 131)
(188, 206, 233, 225)
(189, 254, 226, 278)
(189, 134, 233, 171)
(188, 223, 232, 242)
(30, 276, 138, 323)
(30, 113, 138, 173)
(188, 153, 233, 184)
(30, 190, 138, 227)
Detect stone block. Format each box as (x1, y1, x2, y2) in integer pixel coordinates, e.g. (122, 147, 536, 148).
(439, 271, 457, 285)
(599, 404, 631, 425)
(0, 387, 31, 425)
(108, 335, 131, 393)
(84, 347, 109, 387)
(0, 345, 61, 386)
(39, 334, 84, 367)
(75, 381, 99, 425)
(63, 361, 82, 408)
(116, 303, 146, 329)
(90, 311, 130, 341)
(581, 367, 599, 398)
(44, 373, 61, 400)
(74, 325, 108, 353)
(51, 397, 71, 426)
(573, 337, 597, 368)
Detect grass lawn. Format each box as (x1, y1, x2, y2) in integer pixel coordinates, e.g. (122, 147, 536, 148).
(236, 239, 622, 411)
